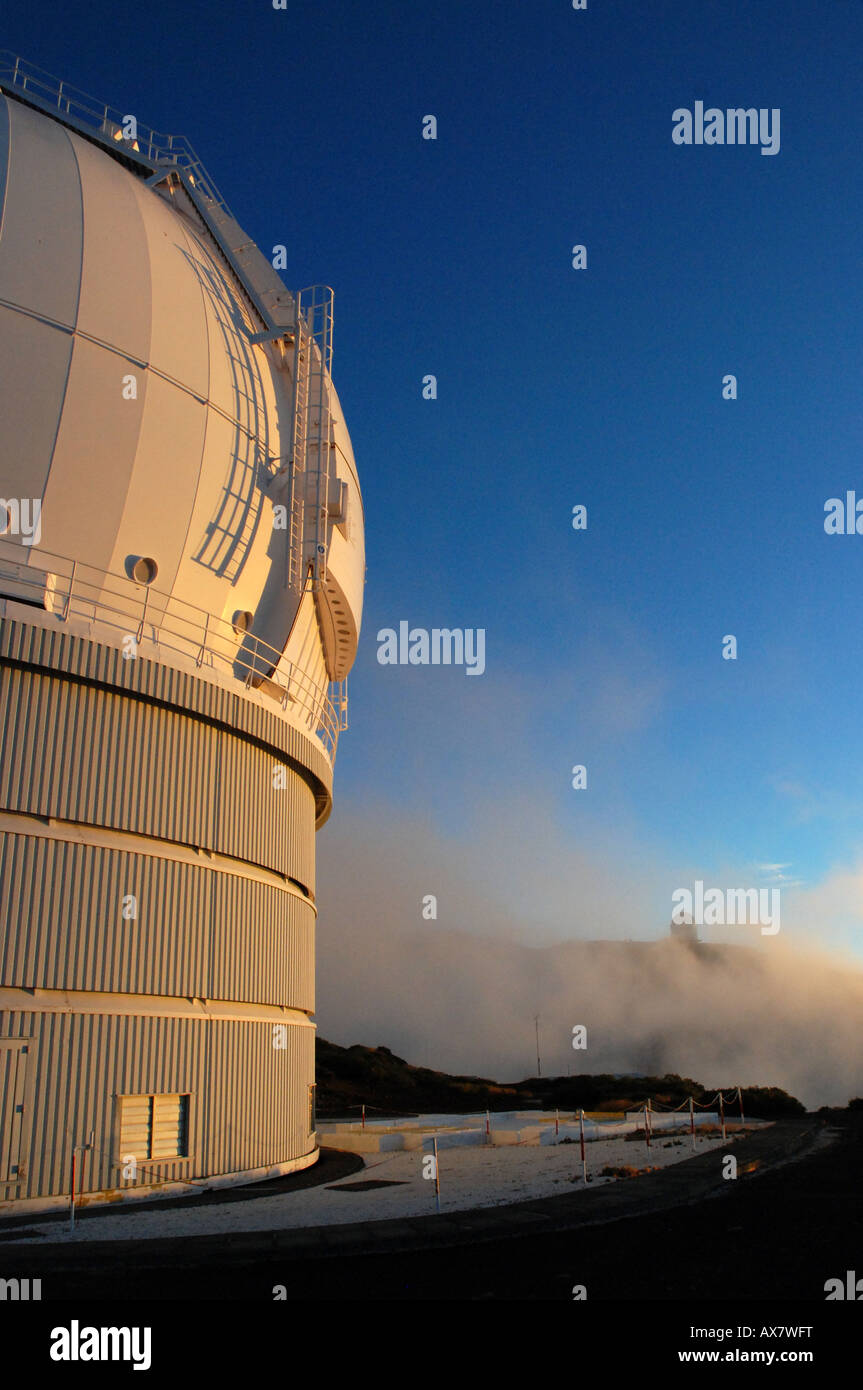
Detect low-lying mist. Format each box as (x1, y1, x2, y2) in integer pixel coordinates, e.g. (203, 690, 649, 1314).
(316, 809, 863, 1110)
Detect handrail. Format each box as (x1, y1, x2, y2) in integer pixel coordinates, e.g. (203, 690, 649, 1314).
(0, 548, 340, 760)
(0, 51, 233, 220)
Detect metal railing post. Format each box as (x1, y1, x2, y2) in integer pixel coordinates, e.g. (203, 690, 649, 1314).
(136, 584, 149, 643)
(64, 560, 77, 622)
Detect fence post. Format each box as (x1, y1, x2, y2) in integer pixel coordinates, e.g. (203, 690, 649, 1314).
(579, 1109, 587, 1183)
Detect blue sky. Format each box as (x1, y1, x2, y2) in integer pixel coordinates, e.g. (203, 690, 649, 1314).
(9, 0, 863, 956)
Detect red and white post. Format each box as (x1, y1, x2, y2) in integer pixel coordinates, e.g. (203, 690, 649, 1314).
(432, 1136, 441, 1213)
(579, 1108, 587, 1183)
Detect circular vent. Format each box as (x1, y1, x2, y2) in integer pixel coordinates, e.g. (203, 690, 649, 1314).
(130, 556, 158, 585)
(232, 610, 254, 634)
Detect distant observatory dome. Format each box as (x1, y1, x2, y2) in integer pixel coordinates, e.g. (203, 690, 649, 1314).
(0, 54, 364, 1209)
(670, 914, 699, 946)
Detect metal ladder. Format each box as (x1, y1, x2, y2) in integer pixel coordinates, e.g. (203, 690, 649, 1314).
(297, 286, 334, 591)
(285, 318, 310, 592)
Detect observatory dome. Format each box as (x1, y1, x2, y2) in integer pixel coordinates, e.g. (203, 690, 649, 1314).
(0, 56, 364, 1212)
(0, 82, 364, 749)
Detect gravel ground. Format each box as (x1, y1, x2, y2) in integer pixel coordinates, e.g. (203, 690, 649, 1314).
(6, 1125, 755, 1245)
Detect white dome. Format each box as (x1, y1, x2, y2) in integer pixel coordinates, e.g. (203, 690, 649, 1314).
(0, 88, 364, 741)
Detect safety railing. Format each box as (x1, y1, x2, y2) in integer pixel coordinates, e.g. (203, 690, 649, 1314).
(0, 51, 232, 219)
(0, 548, 342, 760)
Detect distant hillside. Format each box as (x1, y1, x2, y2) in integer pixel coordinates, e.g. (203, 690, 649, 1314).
(315, 1038, 805, 1118)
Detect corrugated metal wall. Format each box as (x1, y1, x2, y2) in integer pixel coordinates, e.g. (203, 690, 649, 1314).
(0, 1009, 315, 1200)
(0, 621, 322, 1204)
(0, 834, 314, 1009)
(0, 618, 334, 822)
(0, 665, 316, 884)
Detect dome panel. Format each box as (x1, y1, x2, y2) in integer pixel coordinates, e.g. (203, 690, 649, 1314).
(40, 337, 144, 567)
(0, 96, 82, 327)
(127, 171, 209, 399)
(0, 305, 72, 504)
(186, 220, 275, 438)
(71, 131, 152, 362)
(0, 94, 9, 221)
(176, 406, 271, 603)
(107, 374, 207, 596)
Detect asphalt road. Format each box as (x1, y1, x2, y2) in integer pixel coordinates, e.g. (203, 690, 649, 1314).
(2, 1112, 859, 1302)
